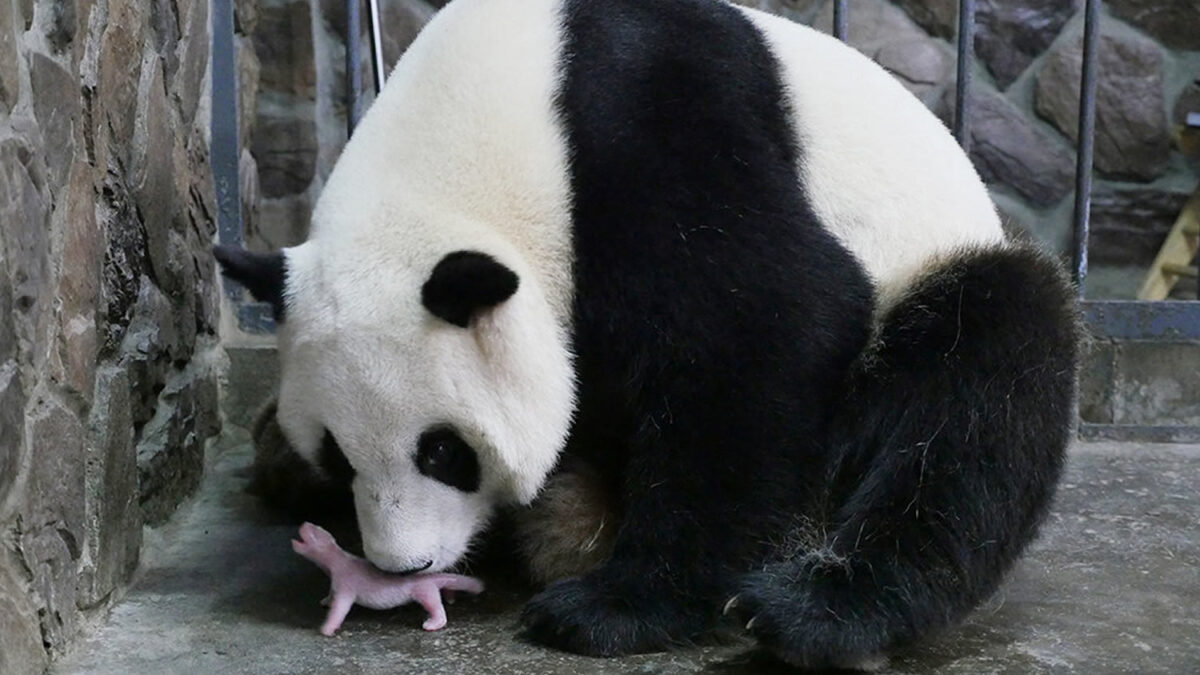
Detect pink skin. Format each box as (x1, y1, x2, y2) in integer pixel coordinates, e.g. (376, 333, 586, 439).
(291, 522, 484, 635)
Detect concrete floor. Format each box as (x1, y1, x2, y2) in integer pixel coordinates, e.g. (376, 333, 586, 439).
(55, 431, 1200, 674)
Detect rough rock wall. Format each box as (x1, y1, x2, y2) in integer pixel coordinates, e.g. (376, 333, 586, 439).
(0, 0, 221, 672)
(239, 0, 435, 253)
(244, 0, 1199, 298)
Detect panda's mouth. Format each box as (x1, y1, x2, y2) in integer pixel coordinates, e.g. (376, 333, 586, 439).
(391, 559, 434, 575)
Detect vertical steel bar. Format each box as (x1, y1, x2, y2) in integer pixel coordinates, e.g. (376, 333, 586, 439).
(346, 0, 362, 135)
(833, 0, 848, 41)
(366, 0, 387, 94)
(954, 0, 976, 152)
(211, 0, 241, 299)
(1072, 0, 1100, 296)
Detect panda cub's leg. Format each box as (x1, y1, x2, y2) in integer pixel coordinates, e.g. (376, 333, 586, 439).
(728, 245, 1080, 668)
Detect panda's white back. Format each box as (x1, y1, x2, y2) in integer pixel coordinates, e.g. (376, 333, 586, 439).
(743, 9, 1004, 302)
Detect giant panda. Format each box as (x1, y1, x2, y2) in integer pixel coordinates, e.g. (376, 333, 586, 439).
(215, 0, 1079, 667)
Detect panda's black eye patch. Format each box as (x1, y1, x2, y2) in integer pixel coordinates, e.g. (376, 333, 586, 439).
(415, 428, 481, 493)
(320, 430, 356, 485)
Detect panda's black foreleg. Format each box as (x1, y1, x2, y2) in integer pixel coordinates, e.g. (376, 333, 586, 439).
(727, 245, 1080, 668)
(520, 383, 814, 656)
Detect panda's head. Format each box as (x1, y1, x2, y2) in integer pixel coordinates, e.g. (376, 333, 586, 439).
(215, 236, 576, 574)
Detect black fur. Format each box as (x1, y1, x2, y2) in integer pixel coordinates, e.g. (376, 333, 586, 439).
(521, 0, 875, 656)
(421, 250, 520, 327)
(320, 430, 357, 486)
(728, 245, 1079, 667)
(416, 428, 482, 493)
(212, 245, 288, 320)
(247, 400, 355, 523)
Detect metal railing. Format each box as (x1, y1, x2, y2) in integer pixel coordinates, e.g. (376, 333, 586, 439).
(214, 0, 1200, 344)
(829, 0, 1200, 341)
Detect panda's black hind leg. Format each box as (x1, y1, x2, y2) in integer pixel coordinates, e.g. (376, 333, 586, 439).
(729, 244, 1080, 668)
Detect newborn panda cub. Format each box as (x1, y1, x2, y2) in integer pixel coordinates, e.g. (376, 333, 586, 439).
(253, 401, 616, 588)
(252, 400, 611, 632)
(292, 522, 484, 634)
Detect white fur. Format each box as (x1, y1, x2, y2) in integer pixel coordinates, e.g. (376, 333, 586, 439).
(739, 8, 1005, 308)
(272, 0, 577, 573)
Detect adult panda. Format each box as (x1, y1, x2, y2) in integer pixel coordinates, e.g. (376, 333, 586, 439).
(215, 0, 1079, 667)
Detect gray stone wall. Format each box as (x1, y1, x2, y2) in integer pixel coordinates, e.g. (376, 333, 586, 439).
(247, 0, 1200, 298)
(0, 0, 221, 672)
(239, 0, 435, 254)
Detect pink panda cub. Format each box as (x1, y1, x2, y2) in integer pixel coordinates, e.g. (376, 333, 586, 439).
(292, 522, 484, 635)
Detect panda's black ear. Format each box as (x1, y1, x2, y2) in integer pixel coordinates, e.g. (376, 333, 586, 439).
(421, 251, 519, 328)
(213, 245, 288, 321)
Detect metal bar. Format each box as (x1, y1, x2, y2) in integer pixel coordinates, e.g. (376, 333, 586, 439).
(832, 0, 847, 42)
(213, 0, 276, 333)
(211, 0, 241, 299)
(953, 0, 976, 151)
(1081, 300, 1200, 341)
(1072, 0, 1100, 297)
(366, 0, 387, 94)
(346, 0, 363, 134)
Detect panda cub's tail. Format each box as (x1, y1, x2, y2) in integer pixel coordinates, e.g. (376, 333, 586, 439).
(729, 243, 1080, 668)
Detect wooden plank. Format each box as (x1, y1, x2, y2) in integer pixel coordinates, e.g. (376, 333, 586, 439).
(1138, 184, 1200, 300)
(1162, 263, 1198, 279)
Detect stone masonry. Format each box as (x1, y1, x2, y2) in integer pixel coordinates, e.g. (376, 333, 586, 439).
(0, 0, 223, 672)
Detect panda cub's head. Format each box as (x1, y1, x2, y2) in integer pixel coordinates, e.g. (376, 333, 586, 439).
(215, 235, 576, 574)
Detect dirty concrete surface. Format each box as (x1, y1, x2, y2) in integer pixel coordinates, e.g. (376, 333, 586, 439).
(54, 433, 1200, 674)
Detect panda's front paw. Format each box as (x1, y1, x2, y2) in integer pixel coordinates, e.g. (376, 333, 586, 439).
(519, 575, 671, 656)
